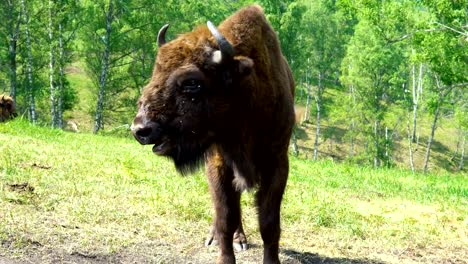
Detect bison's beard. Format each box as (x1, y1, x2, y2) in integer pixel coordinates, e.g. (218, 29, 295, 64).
(167, 136, 211, 175)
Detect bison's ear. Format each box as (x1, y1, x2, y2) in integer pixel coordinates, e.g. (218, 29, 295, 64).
(234, 56, 253, 77)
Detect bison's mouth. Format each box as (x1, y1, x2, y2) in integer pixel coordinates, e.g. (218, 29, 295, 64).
(152, 140, 172, 155)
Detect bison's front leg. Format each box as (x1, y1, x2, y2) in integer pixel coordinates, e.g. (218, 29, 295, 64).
(206, 154, 241, 264)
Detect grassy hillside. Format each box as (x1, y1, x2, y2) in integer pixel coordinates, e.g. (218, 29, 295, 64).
(292, 84, 467, 174)
(0, 119, 466, 263)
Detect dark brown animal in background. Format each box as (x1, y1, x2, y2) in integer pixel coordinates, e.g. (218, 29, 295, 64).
(131, 5, 294, 264)
(0, 94, 18, 122)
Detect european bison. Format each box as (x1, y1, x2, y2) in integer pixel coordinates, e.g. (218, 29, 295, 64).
(0, 94, 17, 122)
(131, 5, 294, 264)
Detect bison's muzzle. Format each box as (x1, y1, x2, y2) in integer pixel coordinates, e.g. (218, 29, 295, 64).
(131, 120, 169, 154)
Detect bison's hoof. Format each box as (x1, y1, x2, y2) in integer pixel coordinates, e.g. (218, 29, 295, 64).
(205, 236, 218, 247)
(233, 241, 248, 251)
(233, 229, 248, 251)
(205, 236, 248, 252)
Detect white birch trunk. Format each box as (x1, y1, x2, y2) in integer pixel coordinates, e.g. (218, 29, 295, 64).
(348, 84, 356, 158)
(6, 2, 20, 100)
(423, 103, 440, 173)
(304, 58, 311, 123)
(407, 118, 415, 173)
(57, 22, 65, 129)
(313, 71, 323, 161)
(94, 0, 114, 133)
(412, 64, 424, 142)
(374, 120, 380, 167)
(385, 126, 389, 162)
(291, 128, 299, 156)
(459, 133, 466, 171)
(21, 0, 36, 123)
(48, 0, 58, 127)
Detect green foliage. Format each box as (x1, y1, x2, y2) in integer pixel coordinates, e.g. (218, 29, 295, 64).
(340, 13, 406, 166)
(0, 0, 466, 171)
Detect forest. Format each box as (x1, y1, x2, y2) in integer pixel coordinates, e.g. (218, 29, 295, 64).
(0, 0, 467, 173)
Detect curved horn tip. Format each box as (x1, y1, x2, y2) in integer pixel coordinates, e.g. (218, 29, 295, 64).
(207, 21, 215, 31)
(206, 20, 234, 60)
(157, 24, 170, 48)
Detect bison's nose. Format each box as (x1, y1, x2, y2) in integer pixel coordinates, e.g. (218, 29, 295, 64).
(131, 120, 161, 145)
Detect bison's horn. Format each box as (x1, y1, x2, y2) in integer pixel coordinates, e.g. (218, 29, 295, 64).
(157, 24, 170, 48)
(207, 21, 234, 62)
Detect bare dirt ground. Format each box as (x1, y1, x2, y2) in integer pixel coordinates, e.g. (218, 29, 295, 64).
(0, 241, 384, 264)
(3, 232, 465, 264)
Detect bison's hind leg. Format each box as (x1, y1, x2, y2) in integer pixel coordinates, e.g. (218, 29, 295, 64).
(205, 218, 248, 251)
(256, 153, 289, 264)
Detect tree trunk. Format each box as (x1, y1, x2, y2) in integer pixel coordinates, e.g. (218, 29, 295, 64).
(458, 132, 466, 171)
(304, 58, 311, 123)
(385, 126, 389, 166)
(94, 0, 114, 134)
(423, 103, 440, 173)
(373, 120, 380, 167)
(8, 37, 18, 100)
(48, 0, 58, 127)
(348, 84, 356, 158)
(349, 120, 355, 158)
(57, 22, 65, 129)
(6, 2, 20, 100)
(412, 64, 424, 142)
(313, 71, 323, 161)
(291, 127, 299, 157)
(21, 0, 37, 123)
(407, 118, 415, 173)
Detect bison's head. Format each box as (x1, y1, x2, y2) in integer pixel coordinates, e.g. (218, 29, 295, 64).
(0, 95, 18, 122)
(131, 22, 253, 174)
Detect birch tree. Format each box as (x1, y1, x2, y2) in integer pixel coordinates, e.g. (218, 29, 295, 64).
(340, 3, 406, 167)
(303, 0, 349, 160)
(80, 0, 117, 133)
(48, 0, 58, 127)
(0, 0, 22, 100)
(405, 62, 424, 173)
(423, 79, 467, 173)
(416, 0, 468, 172)
(94, 0, 113, 133)
(20, 0, 37, 123)
(45, 0, 79, 128)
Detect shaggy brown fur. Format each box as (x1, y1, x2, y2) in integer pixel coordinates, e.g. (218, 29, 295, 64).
(132, 5, 294, 264)
(0, 94, 17, 122)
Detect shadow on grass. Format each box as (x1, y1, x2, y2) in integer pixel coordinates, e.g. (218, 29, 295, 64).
(416, 136, 461, 172)
(282, 249, 385, 264)
(322, 125, 347, 144)
(295, 126, 309, 140)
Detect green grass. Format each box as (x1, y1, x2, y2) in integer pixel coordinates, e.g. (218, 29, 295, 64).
(1, 119, 467, 263)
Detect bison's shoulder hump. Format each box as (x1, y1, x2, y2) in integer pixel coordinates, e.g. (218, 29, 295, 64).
(222, 4, 267, 29)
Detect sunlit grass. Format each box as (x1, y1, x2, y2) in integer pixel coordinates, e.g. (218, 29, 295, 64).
(1, 119, 467, 263)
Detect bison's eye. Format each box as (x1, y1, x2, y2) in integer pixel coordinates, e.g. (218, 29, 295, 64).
(181, 79, 204, 94)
